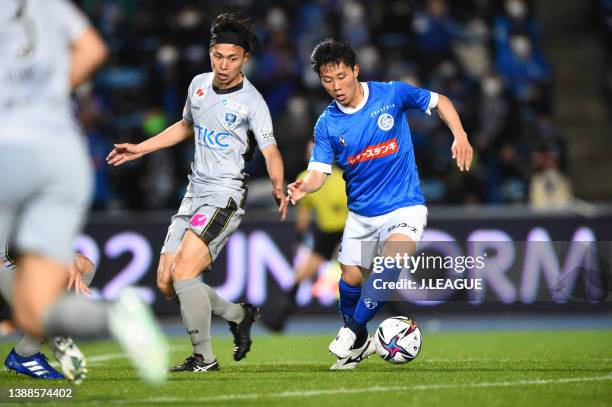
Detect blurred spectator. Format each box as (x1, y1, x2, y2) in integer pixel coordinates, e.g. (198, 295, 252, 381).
(496, 32, 550, 109)
(493, 0, 542, 58)
(412, 0, 464, 73)
(529, 150, 573, 209)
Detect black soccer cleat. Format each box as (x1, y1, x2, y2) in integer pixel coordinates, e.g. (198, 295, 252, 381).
(168, 354, 220, 372)
(228, 303, 260, 361)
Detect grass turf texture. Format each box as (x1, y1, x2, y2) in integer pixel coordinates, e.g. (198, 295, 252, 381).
(0, 331, 611, 406)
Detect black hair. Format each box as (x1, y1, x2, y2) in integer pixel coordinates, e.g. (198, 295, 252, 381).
(210, 13, 260, 53)
(309, 39, 356, 75)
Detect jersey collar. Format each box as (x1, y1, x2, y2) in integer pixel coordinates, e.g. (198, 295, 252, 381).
(213, 80, 244, 94)
(335, 82, 369, 114)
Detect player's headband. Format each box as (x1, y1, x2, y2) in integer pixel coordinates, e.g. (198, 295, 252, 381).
(210, 31, 252, 52)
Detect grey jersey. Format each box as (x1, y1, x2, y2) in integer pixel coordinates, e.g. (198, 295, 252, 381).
(0, 0, 88, 143)
(182, 73, 276, 201)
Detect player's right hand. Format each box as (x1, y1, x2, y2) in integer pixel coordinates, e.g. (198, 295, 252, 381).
(106, 143, 144, 166)
(67, 263, 91, 296)
(287, 179, 307, 205)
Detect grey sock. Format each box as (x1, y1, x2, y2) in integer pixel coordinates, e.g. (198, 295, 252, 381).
(173, 278, 215, 363)
(202, 284, 244, 324)
(14, 334, 42, 357)
(42, 294, 110, 338)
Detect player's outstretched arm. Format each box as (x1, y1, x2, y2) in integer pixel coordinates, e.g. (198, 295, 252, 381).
(261, 145, 288, 221)
(435, 94, 473, 172)
(287, 171, 327, 205)
(106, 119, 194, 166)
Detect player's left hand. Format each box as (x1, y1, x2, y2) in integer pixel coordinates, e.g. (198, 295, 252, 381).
(451, 134, 473, 172)
(67, 263, 92, 296)
(274, 188, 288, 221)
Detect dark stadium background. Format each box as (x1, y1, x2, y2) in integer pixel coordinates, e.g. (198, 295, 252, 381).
(37, 0, 612, 322)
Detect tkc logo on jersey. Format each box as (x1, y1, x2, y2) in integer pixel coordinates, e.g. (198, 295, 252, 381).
(195, 124, 230, 149)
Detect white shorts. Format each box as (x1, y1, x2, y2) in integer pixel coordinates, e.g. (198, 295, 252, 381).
(338, 205, 428, 269)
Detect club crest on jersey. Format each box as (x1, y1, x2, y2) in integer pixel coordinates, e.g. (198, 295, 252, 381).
(225, 112, 238, 129)
(377, 113, 394, 131)
(339, 136, 347, 146)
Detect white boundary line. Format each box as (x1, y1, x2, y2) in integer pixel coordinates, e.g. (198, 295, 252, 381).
(74, 374, 612, 404)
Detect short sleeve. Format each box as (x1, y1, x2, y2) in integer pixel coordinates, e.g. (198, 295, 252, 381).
(307, 116, 334, 174)
(249, 98, 276, 150)
(394, 81, 438, 115)
(53, 0, 90, 43)
(182, 78, 195, 122)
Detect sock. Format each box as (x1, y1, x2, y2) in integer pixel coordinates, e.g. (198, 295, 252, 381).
(346, 318, 368, 348)
(352, 265, 402, 327)
(173, 278, 215, 363)
(14, 334, 42, 357)
(42, 294, 110, 338)
(202, 284, 244, 324)
(338, 279, 361, 323)
(288, 283, 299, 303)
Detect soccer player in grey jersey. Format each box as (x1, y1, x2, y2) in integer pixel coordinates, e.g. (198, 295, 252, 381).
(108, 13, 288, 372)
(0, 0, 168, 384)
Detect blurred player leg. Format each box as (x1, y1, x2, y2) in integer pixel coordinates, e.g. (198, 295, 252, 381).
(264, 252, 324, 332)
(1, 147, 167, 384)
(1, 256, 97, 379)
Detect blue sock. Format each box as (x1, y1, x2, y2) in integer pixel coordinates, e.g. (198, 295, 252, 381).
(352, 265, 402, 327)
(338, 279, 361, 323)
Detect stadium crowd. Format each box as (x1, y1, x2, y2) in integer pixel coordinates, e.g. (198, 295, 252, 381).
(76, 0, 573, 209)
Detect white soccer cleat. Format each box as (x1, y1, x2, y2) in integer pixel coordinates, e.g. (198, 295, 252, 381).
(47, 336, 88, 384)
(108, 288, 169, 385)
(330, 335, 376, 370)
(328, 326, 357, 359)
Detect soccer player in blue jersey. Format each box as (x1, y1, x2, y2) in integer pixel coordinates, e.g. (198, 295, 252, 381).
(288, 39, 473, 370)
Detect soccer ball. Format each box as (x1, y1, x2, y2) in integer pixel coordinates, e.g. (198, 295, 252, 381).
(374, 316, 422, 364)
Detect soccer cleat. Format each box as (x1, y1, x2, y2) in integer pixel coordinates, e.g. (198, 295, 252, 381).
(108, 288, 169, 384)
(228, 303, 260, 361)
(168, 354, 220, 372)
(330, 336, 376, 370)
(328, 326, 357, 359)
(4, 348, 65, 380)
(46, 336, 87, 383)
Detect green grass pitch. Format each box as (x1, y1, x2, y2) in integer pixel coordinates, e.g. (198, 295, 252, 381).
(0, 331, 611, 406)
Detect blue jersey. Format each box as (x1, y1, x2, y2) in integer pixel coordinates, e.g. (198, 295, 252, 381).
(308, 81, 438, 217)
